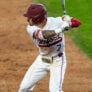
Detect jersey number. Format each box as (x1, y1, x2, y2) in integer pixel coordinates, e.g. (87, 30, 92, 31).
(57, 44, 61, 51)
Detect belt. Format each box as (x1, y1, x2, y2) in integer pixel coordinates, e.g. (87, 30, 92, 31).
(52, 52, 63, 59)
(42, 52, 63, 63)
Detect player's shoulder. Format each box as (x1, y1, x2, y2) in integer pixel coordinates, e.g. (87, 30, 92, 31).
(47, 17, 62, 23)
(48, 16, 61, 20)
(26, 24, 38, 34)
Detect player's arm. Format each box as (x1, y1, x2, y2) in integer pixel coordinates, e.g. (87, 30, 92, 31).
(26, 25, 55, 40)
(41, 27, 68, 39)
(41, 16, 81, 39)
(33, 24, 68, 39)
(33, 16, 81, 39)
(33, 20, 70, 39)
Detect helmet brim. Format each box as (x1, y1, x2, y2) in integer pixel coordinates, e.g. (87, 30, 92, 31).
(24, 13, 29, 17)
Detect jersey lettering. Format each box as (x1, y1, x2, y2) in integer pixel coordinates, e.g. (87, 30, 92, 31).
(38, 35, 62, 47)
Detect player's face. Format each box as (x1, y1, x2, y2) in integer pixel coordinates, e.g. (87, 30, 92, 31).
(28, 18, 33, 26)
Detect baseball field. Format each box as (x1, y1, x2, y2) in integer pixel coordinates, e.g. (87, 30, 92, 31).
(0, 0, 92, 92)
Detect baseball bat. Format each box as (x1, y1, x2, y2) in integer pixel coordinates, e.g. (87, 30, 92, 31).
(61, 0, 66, 15)
(61, 0, 70, 30)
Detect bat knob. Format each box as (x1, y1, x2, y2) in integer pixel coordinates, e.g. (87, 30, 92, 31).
(64, 11, 66, 15)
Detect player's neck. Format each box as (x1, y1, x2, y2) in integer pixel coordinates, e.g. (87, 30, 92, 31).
(36, 19, 47, 28)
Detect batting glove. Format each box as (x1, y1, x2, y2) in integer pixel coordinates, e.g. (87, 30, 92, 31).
(70, 18, 81, 28)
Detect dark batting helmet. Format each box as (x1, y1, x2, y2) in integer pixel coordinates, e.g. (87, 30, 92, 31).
(24, 4, 47, 24)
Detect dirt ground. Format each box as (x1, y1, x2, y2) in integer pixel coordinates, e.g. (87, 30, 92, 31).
(0, 0, 92, 92)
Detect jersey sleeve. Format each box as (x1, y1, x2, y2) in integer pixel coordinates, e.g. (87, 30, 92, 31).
(27, 25, 44, 40)
(27, 25, 35, 38)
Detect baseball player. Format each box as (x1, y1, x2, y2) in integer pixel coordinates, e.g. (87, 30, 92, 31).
(18, 3, 80, 92)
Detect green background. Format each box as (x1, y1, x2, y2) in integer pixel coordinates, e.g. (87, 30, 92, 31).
(34, 0, 92, 60)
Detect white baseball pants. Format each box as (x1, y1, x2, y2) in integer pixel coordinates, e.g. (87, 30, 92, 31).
(18, 54, 67, 92)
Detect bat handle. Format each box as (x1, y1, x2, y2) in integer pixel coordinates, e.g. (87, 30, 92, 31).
(64, 10, 66, 15)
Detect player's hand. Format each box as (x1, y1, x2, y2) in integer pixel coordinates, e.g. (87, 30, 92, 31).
(70, 18, 81, 28)
(62, 15, 81, 28)
(62, 15, 71, 24)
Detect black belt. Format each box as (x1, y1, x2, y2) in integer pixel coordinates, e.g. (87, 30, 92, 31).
(52, 52, 63, 59)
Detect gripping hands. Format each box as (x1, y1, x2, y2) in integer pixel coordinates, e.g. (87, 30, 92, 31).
(62, 15, 81, 29)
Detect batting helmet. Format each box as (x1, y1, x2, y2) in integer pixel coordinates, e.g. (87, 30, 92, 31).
(24, 4, 47, 24)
